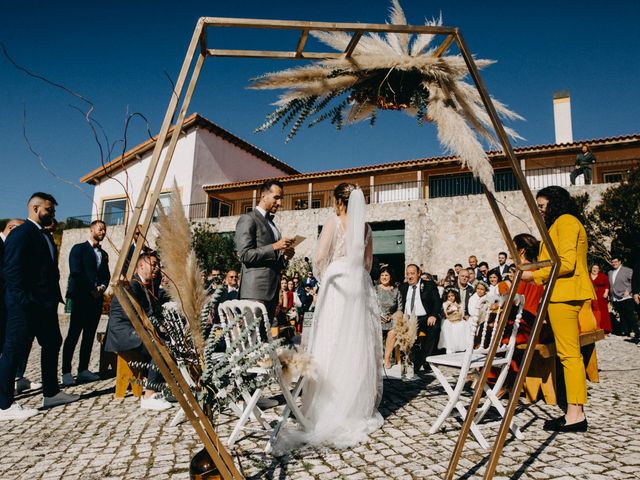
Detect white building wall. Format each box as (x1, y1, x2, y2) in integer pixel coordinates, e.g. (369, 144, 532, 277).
(191, 129, 292, 205)
(90, 130, 197, 219)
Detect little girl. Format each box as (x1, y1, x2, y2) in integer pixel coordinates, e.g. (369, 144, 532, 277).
(437, 289, 469, 353)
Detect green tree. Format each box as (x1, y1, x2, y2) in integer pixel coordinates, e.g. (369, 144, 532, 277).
(573, 193, 610, 269)
(191, 222, 240, 274)
(589, 165, 640, 267)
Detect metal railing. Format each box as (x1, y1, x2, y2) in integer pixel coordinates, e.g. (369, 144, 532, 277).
(66, 158, 637, 224)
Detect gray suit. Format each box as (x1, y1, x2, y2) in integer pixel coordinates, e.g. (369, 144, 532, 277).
(608, 265, 639, 337)
(235, 209, 286, 309)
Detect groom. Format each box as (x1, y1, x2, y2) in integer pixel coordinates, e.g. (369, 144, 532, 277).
(400, 264, 442, 372)
(235, 179, 295, 335)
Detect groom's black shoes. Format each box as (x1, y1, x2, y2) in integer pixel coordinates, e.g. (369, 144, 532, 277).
(543, 415, 588, 433)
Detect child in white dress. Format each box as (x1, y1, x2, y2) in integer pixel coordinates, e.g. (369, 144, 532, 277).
(437, 289, 470, 353)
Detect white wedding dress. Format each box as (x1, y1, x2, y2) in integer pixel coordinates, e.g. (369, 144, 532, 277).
(274, 189, 383, 453)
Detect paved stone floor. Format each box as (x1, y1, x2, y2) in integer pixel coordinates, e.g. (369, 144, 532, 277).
(1, 316, 639, 479)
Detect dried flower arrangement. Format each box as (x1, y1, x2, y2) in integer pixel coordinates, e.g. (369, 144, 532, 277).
(251, 0, 523, 191)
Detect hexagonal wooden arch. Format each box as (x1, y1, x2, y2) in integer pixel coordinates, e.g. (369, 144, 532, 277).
(111, 17, 560, 480)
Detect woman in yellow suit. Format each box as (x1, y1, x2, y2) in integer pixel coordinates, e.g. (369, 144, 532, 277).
(522, 186, 595, 432)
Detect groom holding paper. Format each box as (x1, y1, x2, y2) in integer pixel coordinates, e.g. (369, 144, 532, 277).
(235, 179, 298, 333)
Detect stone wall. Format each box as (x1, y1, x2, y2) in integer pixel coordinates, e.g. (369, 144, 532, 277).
(59, 184, 610, 302)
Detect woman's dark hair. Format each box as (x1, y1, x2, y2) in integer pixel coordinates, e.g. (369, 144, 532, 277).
(514, 233, 540, 263)
(442, 288, 461, 303)
(334, 182, 357, 209)
(536, 186, 582, 228)
(379, 265, 395, 283)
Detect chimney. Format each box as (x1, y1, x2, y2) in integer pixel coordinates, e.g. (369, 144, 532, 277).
(553, 90, 573, 144)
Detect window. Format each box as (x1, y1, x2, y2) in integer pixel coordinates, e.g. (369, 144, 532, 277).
(603, 172, 624, 183)
(429, 169, 518, 198)
(293, 197, 321, 209)
(102, 198, 127, 226)
(208, 197, 232, 218)
(152, 192, 172, 222)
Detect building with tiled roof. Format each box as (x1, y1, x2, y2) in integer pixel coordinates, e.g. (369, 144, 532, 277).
(80, 113, 298, 224)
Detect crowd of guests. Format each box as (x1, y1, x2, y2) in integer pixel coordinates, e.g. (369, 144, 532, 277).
(2, 188, 639, 427)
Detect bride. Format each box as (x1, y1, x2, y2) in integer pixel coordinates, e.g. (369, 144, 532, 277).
(276, 182, 383, 452)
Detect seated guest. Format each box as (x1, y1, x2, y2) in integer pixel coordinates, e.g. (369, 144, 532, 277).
(456, 270, 475, 318)
(444, 268, 457, 288)
(488, 270, 501, 296)
(467, 267, 478, 288)
(104, 251, 172, 411)
(222, 270, 240, 301)
(302, 270, 317, 289)
(373, 267, 402, 368)
(477, 262, 490, 284)
(495, 251, 511, 279)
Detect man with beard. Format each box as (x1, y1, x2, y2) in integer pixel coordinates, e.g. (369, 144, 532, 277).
(0, 193, 79, 420)
(62, 220, 111, 385)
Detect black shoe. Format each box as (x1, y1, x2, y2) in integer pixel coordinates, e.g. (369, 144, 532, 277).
(543, 415, 566, 430)
(544, 416, 588, 432)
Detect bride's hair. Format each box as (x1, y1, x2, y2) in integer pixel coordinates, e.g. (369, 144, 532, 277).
(334, 182, 357, 209)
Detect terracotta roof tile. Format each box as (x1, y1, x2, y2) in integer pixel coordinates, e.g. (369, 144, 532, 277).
(202, 133, 640, 191)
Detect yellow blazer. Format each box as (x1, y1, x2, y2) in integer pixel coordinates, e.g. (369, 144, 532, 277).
(532, 214, 596, 303)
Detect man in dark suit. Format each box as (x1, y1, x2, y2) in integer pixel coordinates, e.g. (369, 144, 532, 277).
(608, 256, 639, 339)
(235, 179, 295, 328)
(494, 251, 512, 279)
(61, 220, 111, 385)
(0, 219, 24, 356)
(105, 251, 172, 410)
(0, 193, 79, 420)
(400, 263, 442, 372)
(455, 269, 475, 318)
(222, 269, 240, 302)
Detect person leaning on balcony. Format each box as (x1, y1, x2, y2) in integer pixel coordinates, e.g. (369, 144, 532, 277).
(522, 186, 596, 433)
(570, 144, 596, 185)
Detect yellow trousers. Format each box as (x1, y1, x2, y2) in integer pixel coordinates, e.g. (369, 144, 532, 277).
(548, 301, 588, 405)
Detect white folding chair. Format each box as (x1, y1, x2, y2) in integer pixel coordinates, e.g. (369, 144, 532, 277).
(426, 294, 525, 449)
(217, 300, 310, 450)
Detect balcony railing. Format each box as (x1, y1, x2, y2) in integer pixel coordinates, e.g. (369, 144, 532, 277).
(66, 158, 637, 224)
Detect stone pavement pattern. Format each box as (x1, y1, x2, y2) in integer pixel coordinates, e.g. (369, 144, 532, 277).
(1, 316, 639, 479)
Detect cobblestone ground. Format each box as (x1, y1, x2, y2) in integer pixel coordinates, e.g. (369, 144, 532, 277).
(1, 316, 639, 479)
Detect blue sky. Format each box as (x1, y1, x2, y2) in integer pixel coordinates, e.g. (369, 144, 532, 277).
(1, 0, 639, 220)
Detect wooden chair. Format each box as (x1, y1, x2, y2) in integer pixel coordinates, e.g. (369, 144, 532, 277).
(217, 300, 310, 450)
(426, 294, 525, 449)
(114, 351, 144, 398)
(522, 328, 605, 405)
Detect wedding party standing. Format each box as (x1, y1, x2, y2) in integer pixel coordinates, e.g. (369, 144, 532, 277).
(522, 186, 595, 433)
(276, 183, 383, 452)
(0, 193, 79, 421)
(62, 220, 110, 385)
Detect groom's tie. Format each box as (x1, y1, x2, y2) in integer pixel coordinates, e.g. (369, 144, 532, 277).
(410, 285, 417, 315)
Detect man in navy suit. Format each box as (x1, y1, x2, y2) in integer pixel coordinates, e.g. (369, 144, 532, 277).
(0, 219, 24, 355)
(0, 193, 79, 421)
(61, 220, 111, 385)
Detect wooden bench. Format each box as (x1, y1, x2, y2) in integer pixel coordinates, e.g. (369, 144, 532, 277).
(522, 329, 605, 405)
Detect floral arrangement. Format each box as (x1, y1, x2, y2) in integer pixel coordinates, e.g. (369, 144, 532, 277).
(392, 310, 418, 378)
(250, 0, 523, 191)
